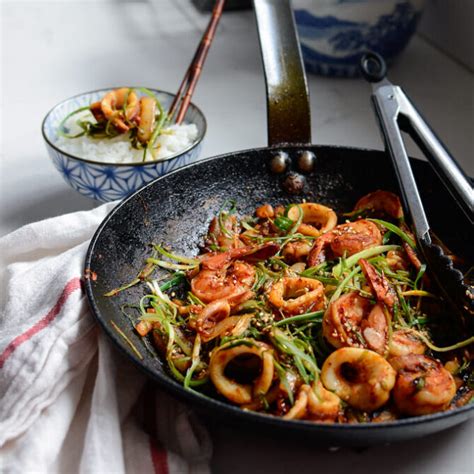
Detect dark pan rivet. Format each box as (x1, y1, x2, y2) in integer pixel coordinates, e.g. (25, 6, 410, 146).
(297, 150, 316, 173)
(282, 172, 305, 194)
(269, 151, 290, 174)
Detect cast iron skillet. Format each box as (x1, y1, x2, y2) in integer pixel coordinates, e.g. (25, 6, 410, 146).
(84, 0, 473, 446)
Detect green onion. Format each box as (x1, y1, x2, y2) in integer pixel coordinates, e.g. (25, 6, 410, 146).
(216, 200, 237, 238)
(274, 310, 324, 327)
(184, 334, 203, 390)
(273, 359, 294, 405)
(274, 216, 294, 233)
(401, 290, 436, 298)
(414, 264, 427, 290)
(270, 328, 319, 384)
(396, 288, 413, 325)
(382, 230, 393, 244)
(300, 262, 328, 277)
(225, 339, 258, 350)
(368, 219, 416, 249)
(57, 106, 91, 138)
(146, 258, 198, 271)
(404, 329, 474, 353)
(110, 320, 143, 360)
(104, 277, 140, 297)
(330, 266, 361, 303)
(187, 292, 205, 306)
(332, 245, 399, 277)
(159, 272, 186, 291)
(286, 205, 304, 236)
(154, 245, 200, 265)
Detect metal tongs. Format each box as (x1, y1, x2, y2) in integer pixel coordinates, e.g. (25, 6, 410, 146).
(360, 52, 474, 319)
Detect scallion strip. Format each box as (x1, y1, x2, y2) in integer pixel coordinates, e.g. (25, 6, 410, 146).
(110, 320, 143, 360)
(368, 219, 416, 249)
(273, 359, 294, 405)
(332, 245, 399, 277)
(57, 106, 91, 138)
(401, 290, 436, 298)
(414, 264, 427, 290)
(274, 310, 324, 327)
(159, 272, 185, 291)
(330, 266, 361, 303)
(154, 244, 200, 265)
(405, 329, 474, 353)
(146, 258, 198, 271)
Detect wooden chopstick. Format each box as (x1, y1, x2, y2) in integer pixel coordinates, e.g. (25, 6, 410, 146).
(168, 0, 226, 125)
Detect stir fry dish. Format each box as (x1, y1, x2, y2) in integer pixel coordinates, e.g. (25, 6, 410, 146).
(107, 190, 473, 423)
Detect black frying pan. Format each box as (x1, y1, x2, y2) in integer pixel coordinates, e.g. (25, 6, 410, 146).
(84, 0, 473, 446)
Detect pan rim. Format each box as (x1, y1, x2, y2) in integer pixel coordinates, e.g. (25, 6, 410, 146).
(84, 144, 474, 433)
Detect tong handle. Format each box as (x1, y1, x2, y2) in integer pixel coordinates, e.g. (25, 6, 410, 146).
(361, 52, 474, 224)
(397, 97, 473, 223)
(371, 83, 431, 242)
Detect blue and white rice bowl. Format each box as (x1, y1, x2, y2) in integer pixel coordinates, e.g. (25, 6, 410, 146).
(294, 0, 425, 77)
(42, 88, 206, 202)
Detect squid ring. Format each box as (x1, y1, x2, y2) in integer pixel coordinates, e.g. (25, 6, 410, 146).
(321, 347, 396, 412)
(287, 203, 337, 237)
(284, 382, 342, 421)
(195, 300, 230, 342)
(283, 386, 309, 420)
(306, 380, 341, 421)
(209, 340, 274, 404)
(268, 277, 325, 316)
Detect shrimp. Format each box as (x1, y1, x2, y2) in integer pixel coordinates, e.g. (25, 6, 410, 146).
(137, 96, 156, 144)
(388, 329, 426, 357)
(191, 260, 255, 304)
(390, 354, 456, 415)
(308, 220, 382, 266)
(359, 258, 396, 309)
(386, 249, 410, 271)
(209, 340, 274, 404)
(90, 101, 105, 122)
(100, 87, 140, 133)
(267, 276, 325, 316)
(353, 190, 404, 220)
(287, 203, 337, 237)
(321, 347, 396, 412)
(191, 243, 279, 303)
(282, 240, 312, 263)
(323, 292, 388, 354)
(255, 204, 275, 219)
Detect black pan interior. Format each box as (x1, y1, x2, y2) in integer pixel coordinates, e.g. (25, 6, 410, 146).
(85, 145, 473, 446)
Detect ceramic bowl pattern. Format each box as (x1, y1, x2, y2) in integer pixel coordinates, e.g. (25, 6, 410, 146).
(42, 88, 206, 202)
(294, 0, 425, 77)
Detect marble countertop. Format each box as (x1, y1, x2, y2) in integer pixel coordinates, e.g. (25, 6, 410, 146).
(1, 1, 473, 472)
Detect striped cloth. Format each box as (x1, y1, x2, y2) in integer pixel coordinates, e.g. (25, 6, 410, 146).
(0, 203, 211, 474)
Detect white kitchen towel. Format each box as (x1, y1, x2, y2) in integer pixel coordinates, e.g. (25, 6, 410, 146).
(0, 203, 211, 474)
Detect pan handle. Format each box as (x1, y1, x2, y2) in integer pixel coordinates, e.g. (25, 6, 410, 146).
(253, 0, 311, 147)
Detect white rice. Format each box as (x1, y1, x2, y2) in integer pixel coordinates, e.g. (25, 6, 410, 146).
(55, 110, 199, 164)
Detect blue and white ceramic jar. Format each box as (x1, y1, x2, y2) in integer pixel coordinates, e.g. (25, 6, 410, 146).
(294, 0, 425, 77)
